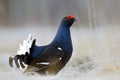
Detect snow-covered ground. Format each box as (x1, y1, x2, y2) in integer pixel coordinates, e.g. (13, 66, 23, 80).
(0, 26, 120, 80)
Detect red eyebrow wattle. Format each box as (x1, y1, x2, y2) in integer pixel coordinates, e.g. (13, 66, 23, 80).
(66, 15, 74, 19)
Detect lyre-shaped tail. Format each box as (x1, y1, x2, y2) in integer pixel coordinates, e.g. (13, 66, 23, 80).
(9, 34, 36, 69)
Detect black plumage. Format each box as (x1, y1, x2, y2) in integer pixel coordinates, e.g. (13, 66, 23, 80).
(9, 15, 76, 75)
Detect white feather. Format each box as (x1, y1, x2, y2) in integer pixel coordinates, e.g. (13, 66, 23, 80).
(36, 62, 50, 65)
(58, 47, 62, 51)
(17, 34, 33, 55)
(59, 57, 62, 60)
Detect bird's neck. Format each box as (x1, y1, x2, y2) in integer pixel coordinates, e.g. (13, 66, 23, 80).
(52, 23, 73, 55)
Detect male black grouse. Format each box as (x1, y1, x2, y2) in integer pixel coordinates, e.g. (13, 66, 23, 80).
(9, 15, 76, 75)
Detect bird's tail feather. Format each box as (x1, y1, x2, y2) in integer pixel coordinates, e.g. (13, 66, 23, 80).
(9, 34, 36, 69)
(18, 34, 33, 55)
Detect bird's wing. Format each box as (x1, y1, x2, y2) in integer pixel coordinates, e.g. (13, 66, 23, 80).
(24, 46, 64, 73)
(31, 46, 64, 65)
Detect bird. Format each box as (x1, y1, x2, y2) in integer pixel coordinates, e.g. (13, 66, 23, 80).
(9, 15, 76, 75)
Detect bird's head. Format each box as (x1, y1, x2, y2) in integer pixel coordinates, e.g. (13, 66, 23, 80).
(61, 15, 77, 27)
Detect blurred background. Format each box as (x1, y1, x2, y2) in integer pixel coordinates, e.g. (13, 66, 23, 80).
(0, 0, 120, 27)
(0, 0, 120, 80)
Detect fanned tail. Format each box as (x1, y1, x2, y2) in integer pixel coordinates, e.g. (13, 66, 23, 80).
(18, 34, 33, 55)
(9, 34, 36, 69)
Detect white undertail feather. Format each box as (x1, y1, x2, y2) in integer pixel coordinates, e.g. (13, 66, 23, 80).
(17, 34, 33, 55)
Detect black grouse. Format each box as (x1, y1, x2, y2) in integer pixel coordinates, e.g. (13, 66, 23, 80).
(9, 15, 76, 75)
